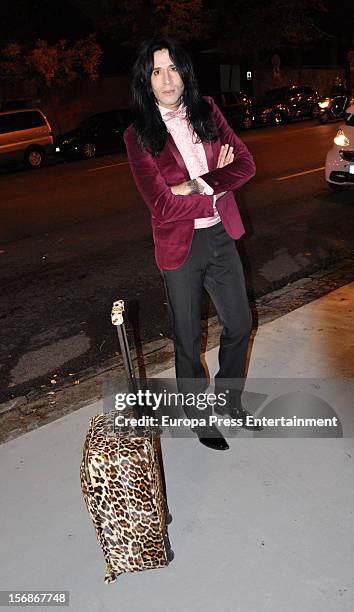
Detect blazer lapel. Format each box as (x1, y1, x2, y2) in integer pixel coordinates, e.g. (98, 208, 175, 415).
(203, 140, 214, 171)
(166, 133, 189, 176)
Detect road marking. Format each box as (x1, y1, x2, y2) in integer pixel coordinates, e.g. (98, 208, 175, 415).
(279, 124, 335, 135)
(87, 161, 129, 172)
(277, 166, 325, 181)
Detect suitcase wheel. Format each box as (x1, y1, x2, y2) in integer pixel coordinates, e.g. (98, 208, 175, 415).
(164, 534, 175, 563)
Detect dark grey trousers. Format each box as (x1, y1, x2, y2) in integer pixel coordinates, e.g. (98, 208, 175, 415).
(160, 221, 252, 419)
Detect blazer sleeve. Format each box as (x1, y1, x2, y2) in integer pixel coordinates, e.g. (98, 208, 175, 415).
(198, 96, 256, 194)
(123, 126, 215, 224)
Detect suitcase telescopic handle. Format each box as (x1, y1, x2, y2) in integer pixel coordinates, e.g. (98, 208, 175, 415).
(111, 299, 140, 401)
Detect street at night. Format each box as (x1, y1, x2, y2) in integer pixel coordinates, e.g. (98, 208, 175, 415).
(0, 119, 353, 401)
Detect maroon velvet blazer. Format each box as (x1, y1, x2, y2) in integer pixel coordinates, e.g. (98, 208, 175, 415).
(123, 96, 256, 270)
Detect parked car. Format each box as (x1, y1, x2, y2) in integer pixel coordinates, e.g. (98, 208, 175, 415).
(0, 108, 54, 168)
(318, 84, 351, 123)
(325, 104, 354, 191)
(211, 91, 253, 130)
(253, 85, 320, 126)
(55, 109, 132, 160)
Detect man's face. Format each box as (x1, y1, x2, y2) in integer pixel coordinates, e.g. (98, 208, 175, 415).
(151, 48, 184, 110)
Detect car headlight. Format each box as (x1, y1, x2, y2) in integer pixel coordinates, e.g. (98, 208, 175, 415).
(319, 99, 330, 109)
(334, 129, 350, 146)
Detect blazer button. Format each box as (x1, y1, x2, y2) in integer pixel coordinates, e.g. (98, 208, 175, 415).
(215, 181, 219, 185)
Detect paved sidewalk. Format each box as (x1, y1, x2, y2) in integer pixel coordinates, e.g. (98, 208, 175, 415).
(1, 283, 353, 612)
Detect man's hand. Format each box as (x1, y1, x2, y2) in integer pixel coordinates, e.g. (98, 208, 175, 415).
(217, 144, 234, 168)
(170, 182, 188, 196)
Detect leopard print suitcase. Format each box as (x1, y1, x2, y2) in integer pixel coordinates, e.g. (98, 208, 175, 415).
(80, 411, 173, 584)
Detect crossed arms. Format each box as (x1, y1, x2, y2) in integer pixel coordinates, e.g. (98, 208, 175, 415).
(123, 96, 256, 223)
(170, 144, 235, 198)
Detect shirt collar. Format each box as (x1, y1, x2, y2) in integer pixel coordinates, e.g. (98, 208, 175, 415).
(158, 100, 185, 118)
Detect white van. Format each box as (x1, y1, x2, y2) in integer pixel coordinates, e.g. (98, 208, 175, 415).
(0, 108, 54, 168)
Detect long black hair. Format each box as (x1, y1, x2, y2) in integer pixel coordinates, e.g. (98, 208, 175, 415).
(130, 36, 219, 156)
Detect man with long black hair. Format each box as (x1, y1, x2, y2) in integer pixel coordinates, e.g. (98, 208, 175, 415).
(124, 37, 261, 451)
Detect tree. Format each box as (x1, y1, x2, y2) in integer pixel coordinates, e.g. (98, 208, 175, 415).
(209, 0, 330, 65)
(153, 0, 211, 41)
(0, 35, 102, 103)
(71, 0, 212, 46)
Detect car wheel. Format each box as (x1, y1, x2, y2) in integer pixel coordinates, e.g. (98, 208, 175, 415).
(24, 147, 46, 168)
(273, 111, 285, 126)
(327, 181, 346, 192)
(82, 142, 96, 159)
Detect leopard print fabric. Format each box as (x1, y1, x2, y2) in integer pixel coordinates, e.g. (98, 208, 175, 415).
(80, 413, 170, 584)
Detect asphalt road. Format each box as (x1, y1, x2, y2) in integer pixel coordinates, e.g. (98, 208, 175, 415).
(0, 119, 353, 401)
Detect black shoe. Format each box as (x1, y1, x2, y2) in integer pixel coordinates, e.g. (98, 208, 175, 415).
(214, 401, 263, 431)
(192, 424, 229, 451)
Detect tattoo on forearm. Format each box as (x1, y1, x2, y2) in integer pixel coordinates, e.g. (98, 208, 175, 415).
(187, 179, 203, 194)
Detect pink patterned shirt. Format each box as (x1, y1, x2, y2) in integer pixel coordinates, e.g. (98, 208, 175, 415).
(158, 102, 221, 229)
